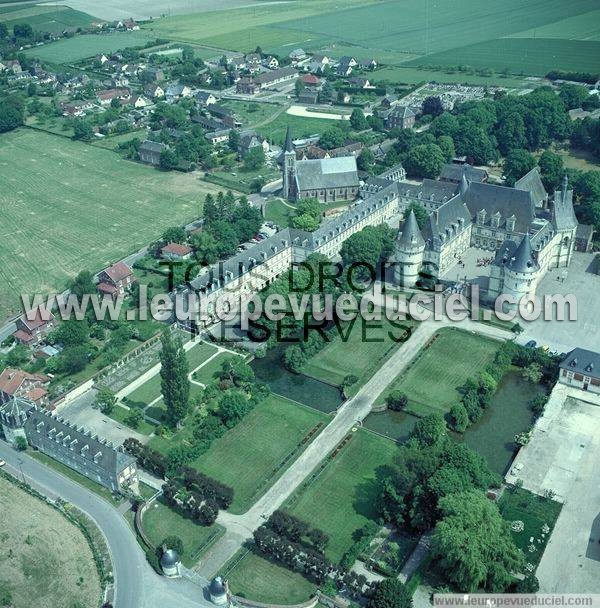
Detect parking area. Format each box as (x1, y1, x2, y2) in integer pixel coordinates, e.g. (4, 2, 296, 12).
(506, 383, 600, 592)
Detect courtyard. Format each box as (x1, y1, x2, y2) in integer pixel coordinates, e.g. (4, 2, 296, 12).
(505, 383, 600, 592)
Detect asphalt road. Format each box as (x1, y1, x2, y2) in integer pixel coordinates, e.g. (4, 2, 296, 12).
(0, 441, 211, 608)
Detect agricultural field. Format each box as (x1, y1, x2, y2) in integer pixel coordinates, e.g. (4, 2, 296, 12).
(0, 4, 93, 34)
(257, 112, 340, 145)
(0, 129, 220, 323)
(508, 9, 600, 41)
(23, 31, 155, 63)
(301, 315, 415, 392)
(191, 394, 327, 513)
(142, 497, 225, 567)
(224, 550, 316, 604)
(0, 475, 101, 608)
(285, 429, 397, 564)
(377, 328, 499, 417)
(408, 38, 600, 77)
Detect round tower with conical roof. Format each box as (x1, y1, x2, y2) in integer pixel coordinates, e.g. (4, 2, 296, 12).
(501, 234, 540, 308)
(393, 210, 425, 288)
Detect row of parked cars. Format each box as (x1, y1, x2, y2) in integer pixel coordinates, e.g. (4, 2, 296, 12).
(237, 221, 278, 252)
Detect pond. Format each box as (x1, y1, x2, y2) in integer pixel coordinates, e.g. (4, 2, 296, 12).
(363, 368, 541, 476)
(251, 342, 343, 414)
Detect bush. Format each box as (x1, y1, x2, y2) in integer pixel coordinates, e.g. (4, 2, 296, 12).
(448, 402, 469, 432)
(386, 390, 408, 411)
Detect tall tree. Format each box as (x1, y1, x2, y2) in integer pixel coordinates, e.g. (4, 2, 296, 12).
(160, 330, 190, 427)
(431, 490, 524, 592)
(537, 150, 564, 190)
(504, 148, 535, 186)
(367, 579, 412, 608)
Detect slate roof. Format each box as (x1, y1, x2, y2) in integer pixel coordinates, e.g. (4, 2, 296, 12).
(396, 210, 424, 250)
(440, 163, 488, 183)
(422, 195, 472, 248)
(462, 181, 536, 234)
(254, 66, 297, 85)
(295, 156, 359, 191)
(560, 348, 600, 379)
(397, 179, 459, 204)
(552, 175, 578, 232)
(506, 234, 538, 274)
(515, 167, 547, 207)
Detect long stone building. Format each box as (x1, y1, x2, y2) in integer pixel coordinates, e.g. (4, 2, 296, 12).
(188, 165, 577, 325)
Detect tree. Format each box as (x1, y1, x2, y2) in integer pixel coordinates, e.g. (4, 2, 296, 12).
(295, 78, 306, 97)
(559, 84, 588, 110)
(13, 23, 33, 38)
(405, 202, 428, 229)
(340, 224, 394, 280)
(504, 148, 535, 186)
(350, 108, 368, 131)
(386, 391, 407, 411)
(159, 148, 179, 170)
(436, 135, 455, 161)
(59, 345, 89, 374)
(538, 150, 564, 190)
(422, 96, 443, 118)
(431, 491, 524, 591)
(191, 231, 219, 265)
(228, 129, 240, 152)
(404, 143, 445, 178)
(160, 535, 184, 556)
(27, 82, 37, 97)
(124, 408, 143, 429)
(15, 436, 28, 451)
(357, 148, 375, 173)
(50, 319, 89, 347)
(160, 330, 190, 427)
(410, 413, 446, 447)
(0, 22, 8, 39)
(521, 363, 542, 383)
(449, 402, 469, 432)
(0, 99, 25, 133)
(367, 579, 412, 608)
(495, 111, 526, 156)
(73, 120, 94, 141)
(95, 387, 116, 415)
(69, 270, 96, 299)
(319, 126, 346, 150)
(243, 146, 265, 171)
(162, 226, 186, 243)
(218, 390, 250, 427)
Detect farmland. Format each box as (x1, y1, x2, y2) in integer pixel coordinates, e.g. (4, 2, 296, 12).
(0, 129, 220, 323)
(285, 429, 397, 564)
(23, 31, 155, 64)
(377, 328, 500, 417)
(0, 3, 93, 34)
(0, 475, 101, 608)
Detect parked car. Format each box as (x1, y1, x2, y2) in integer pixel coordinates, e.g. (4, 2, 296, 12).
(0, 459, 6, 467)
(525, 340, 537, 348)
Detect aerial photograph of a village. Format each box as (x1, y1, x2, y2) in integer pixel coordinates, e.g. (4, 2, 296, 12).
(0, 1, 599, 607)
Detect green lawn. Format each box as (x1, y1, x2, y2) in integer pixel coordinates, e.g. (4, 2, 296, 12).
(23, 31, 155, 63)
(499, 488, 562, 569)
(264, 199, 296, 228)
(1, 5, 93, 34)
(0, 129, 219, 323)
(142, 498, 225, 567)
(301, 315, 415, 392)
(256, 112, 340, 145)
(378, 328, 500, 417)
(192, 394, 327, 513)
(107, 404, 156, 436)
(28, 450, 123, 506)
(191, 352, 237, 385)
(285, 429, 397, 564)
(224, 550, 316, 604)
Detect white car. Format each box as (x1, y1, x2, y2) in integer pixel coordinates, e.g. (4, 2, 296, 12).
(0, 459, 6, 467)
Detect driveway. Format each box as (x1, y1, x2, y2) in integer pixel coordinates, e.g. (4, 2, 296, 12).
(0, 441, 214, 608)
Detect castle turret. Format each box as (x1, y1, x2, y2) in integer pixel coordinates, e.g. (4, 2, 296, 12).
(502, 234, 540, 308)
(282, 126, 297, 200)
(394, 210, 425, 288)
(551, 174, 577, 268)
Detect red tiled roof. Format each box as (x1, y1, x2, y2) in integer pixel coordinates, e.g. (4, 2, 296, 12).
(24, 387, 47, 402)
(301, 74, 320, 85)
(161, 242, 193, 256)
(97, 282, 118, 294)
(13, 329, 34, 343)
(18, 306, 54, 331)
(0, 368, 49, 397)
(103, 261, 132, 283)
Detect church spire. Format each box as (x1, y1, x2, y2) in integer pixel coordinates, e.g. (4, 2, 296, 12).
(284, 126, 294, 153)
(397, 210, 425, 250)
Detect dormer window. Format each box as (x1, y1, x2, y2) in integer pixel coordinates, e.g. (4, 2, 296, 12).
(477, 209, 487, 225)
(492, 212, 501, 228)
(506, 215, 516, 232)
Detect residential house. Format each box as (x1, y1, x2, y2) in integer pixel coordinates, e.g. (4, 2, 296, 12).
(238, 131, 270, 157)
(348, 77, 370, 89)
(359, 58, 377, 70)
(380, 94, 399, 110)
(97, 261, 135, 299)
(253, 66, 297, 89)
(129, 95, 151, 108)
(559, 348, 600, 394)
(311, 54, 330, 67)
(138, 140, 168, 166)
(192, 114, 224, 131)
(336, 58, 354, 77)
(111, 74, 129, 87)
(145, 67, 165, 82)
(95, 54, 109, 65)
(13, 308, 55, 346)
(195, 91, 217, 107)
(208, 104, 239, 128)
(230, 56, 246, 70)
(289, 48, 307, 62)
(124, 19, 139, 30)
(300, 74, 321, 88)
(245, 53, 261, 67)
(97, 87, 130, 105)
(298, 90, 319, 104)
(382, 105, 416, 130)
(439, 163, 489, 184)
(264, 56, 279, 69)
(0, 368, 50, 408)
(236, 77, 258, 95)
(5, 59, 22, 74)
(204, 130, 230, 145)
(161, 243, 193, 260)
(61, 100, 94, 117)
(165, 83, 191, 100)
(145, 83, 165, 99)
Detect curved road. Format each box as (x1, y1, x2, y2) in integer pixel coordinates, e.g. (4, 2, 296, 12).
(0, 441, 212, 608)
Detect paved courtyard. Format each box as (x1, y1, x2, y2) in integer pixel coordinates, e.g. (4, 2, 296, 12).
(506, 383, 600, 593)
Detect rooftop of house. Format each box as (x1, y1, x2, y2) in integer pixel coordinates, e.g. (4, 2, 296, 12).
(18, 306, 55, 332)
(162, 242, 193, 256)
(102, 261, 133, 283)
(0, 368, 49, 397)
(439, 163, 488, 183)
(560, 348, 600, 378)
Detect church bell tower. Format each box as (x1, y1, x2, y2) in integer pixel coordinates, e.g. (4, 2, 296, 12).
(282, 126, 297, 200)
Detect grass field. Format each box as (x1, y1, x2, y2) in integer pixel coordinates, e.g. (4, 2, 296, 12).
(264, 199, 295, 227)
(190, 352, 236, 385)
(0, 4, 93, 34)
(0, 129, 219, 322)
(224, 550, 316, 604)
(499, 487, 562, 569)
(23, 31, 154, 63)
(257, 112, 340, 145)
(107, 403, 157, 435)
(285, 429, 397, 564)
(142, 497, 225, 567)
(0, 475, 101, 608)
(408, 38, 600, 77)
(509, 9, 600, 41)
(191, 394, 327, 513)
(378, 328, 500, 417)
(301, 315, 415, 392)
